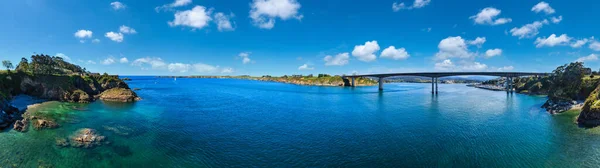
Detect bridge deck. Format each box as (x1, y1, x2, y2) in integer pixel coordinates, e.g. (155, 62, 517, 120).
(343, 72, 549, 78)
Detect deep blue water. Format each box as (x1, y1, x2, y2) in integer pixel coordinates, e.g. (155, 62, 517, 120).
(2, 76, 600, 167)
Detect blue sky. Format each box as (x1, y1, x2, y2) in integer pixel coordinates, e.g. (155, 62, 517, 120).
(0, 0, 599, 76)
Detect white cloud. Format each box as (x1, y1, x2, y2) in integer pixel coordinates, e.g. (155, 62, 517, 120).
(351, 40, 380, 62)
(461, 62, 488, 71)
(86, 60, 97, 65)
(214, 12, 235, 31)
(534, 34, 571, 48)
(575, 54, 598, 62)
(551, 16, 563, 24)
(380, 46, 410, 60)
(193, 63, 219, 73)
(168, 63, 192, 73)
(56, 53, 71, 61)
(469, 7, 512, 25)
(119, 57, 129, 63)
(74, 30, 93, 39)
(497, 66, 514, 71)
(249, 0, 303, 29)
(590, 41, 600, 51)
(239, 52, 252, 64)
(101, 57, 116, 65)
(221, 67, 234, 73)
(298, 64, 314, 70)
(105, 32, 124, 42)
(156, 0, 193, 11)
(92, 39, 100, 43)
(119, 25, 137, 34)
(132, 57, 167, 69)
(169, 6, 213, 30)
(467, 37, 486, 47)
(509, 20, 549, 39)
(485, 49, 502, 58)
(434, 59, 455, 71)
(324, 52, 350, 66)
(532, 1, 555, 14)
(434, 36, 476, 60)
(110, 1, 126, 10)
(392, 0, 430, 11)
(571, 38, 589, 48)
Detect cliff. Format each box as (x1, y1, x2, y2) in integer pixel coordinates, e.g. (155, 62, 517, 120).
(0, 71, 140, 129)
(577, 85, 600, 127)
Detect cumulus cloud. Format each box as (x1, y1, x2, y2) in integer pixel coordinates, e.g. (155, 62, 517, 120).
(461, 62, 488, 71)
(110, 1, 126, 10)
(249, 0, 303, 29)
(87, 60, 97, 65)
(534, 34, 571, 48)
(380, 46, 410, 60)
(551, 16, 563, 24)
(119, 57, 129, 63)
(132, 57, 167, 69)
(434, 59, 455, 71)
(238, 52, 252, 64)
(434, 36, 482, 60)
(324, 53, 350, 66)
(351, 40, 380, 62)
(571, 38, 590, 48)
(392, 0, 431, 11)
(119, 25, 137, 34)
(105, 32, 124, 42)
(467, 37, 486, 47)
(193, 63, 219, 73)
(168, 63, 192, 73)
(56, 53, 71, 62)
(590, 41, 600, 51)
(497, 66, 514, 71)
(298, 64, 314, 70)
(469, 7, 512, 25)
(532, 1, 555, 14)
(214, 12, 235, 31)
(74, 30, 93, 39)
(101, 57, 116, 65)
(156, 0, 192, 12)
(169, 6, 213, 30)
(221, 67, 234, 73)
(575, 54, 598, 63)
(509, 20, 549, 39)
(485, 49, 502, 58)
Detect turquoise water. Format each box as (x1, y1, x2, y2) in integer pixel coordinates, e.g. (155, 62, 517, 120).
(2, 77, 600, 167)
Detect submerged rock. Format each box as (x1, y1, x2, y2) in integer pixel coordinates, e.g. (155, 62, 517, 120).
(103, 125, 134, 136)
(69, 128, 106, 148)
(99, 88, 141, 102)
(13, 118, 28, 132)
(55, 138, 69, 147)
(32, 119, 58, 130)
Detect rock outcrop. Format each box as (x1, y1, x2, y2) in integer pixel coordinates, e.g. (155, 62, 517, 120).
(578, 85, 600, 127)
(99, 88, 141, 102)
(13, 118, 28, 132)
(69, 128, 106, 148)
(32, 119, 58, 130)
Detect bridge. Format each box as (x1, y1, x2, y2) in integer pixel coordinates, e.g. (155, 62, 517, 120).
(342, 72, 549, 93)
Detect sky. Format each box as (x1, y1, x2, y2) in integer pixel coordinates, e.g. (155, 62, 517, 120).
(0, 0, 599, 76)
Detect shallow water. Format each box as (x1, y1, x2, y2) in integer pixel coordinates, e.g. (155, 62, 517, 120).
(1, 77, 600, 167)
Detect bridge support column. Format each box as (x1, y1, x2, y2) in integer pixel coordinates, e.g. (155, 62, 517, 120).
(378, 77, 383, 91)
(435, 78, 438, 94)
(351, 77, 355, 87)
(431, 77, 435, 94)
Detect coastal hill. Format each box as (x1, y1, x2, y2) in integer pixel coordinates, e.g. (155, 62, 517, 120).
(0, 54, 140, 129)
(159, 74, 378, 86)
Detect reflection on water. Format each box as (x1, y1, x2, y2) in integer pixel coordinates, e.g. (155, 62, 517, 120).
(1, 78, 600, 167)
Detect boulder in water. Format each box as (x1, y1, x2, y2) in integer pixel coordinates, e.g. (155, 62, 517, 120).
(32, 119, 58, 130)
(69, 128, 106, 148)
(13, 118, 28, 132)
(99, 88, 141, 102)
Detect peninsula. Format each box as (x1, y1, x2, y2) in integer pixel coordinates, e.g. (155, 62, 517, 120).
(0, 54, 140, 130)
(158, 74, 378, 86)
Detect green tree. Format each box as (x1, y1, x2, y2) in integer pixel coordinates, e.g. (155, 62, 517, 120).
(2, 60, 13, 72)
(548, 62, 586, 100)
(15, 57, 29, 72)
